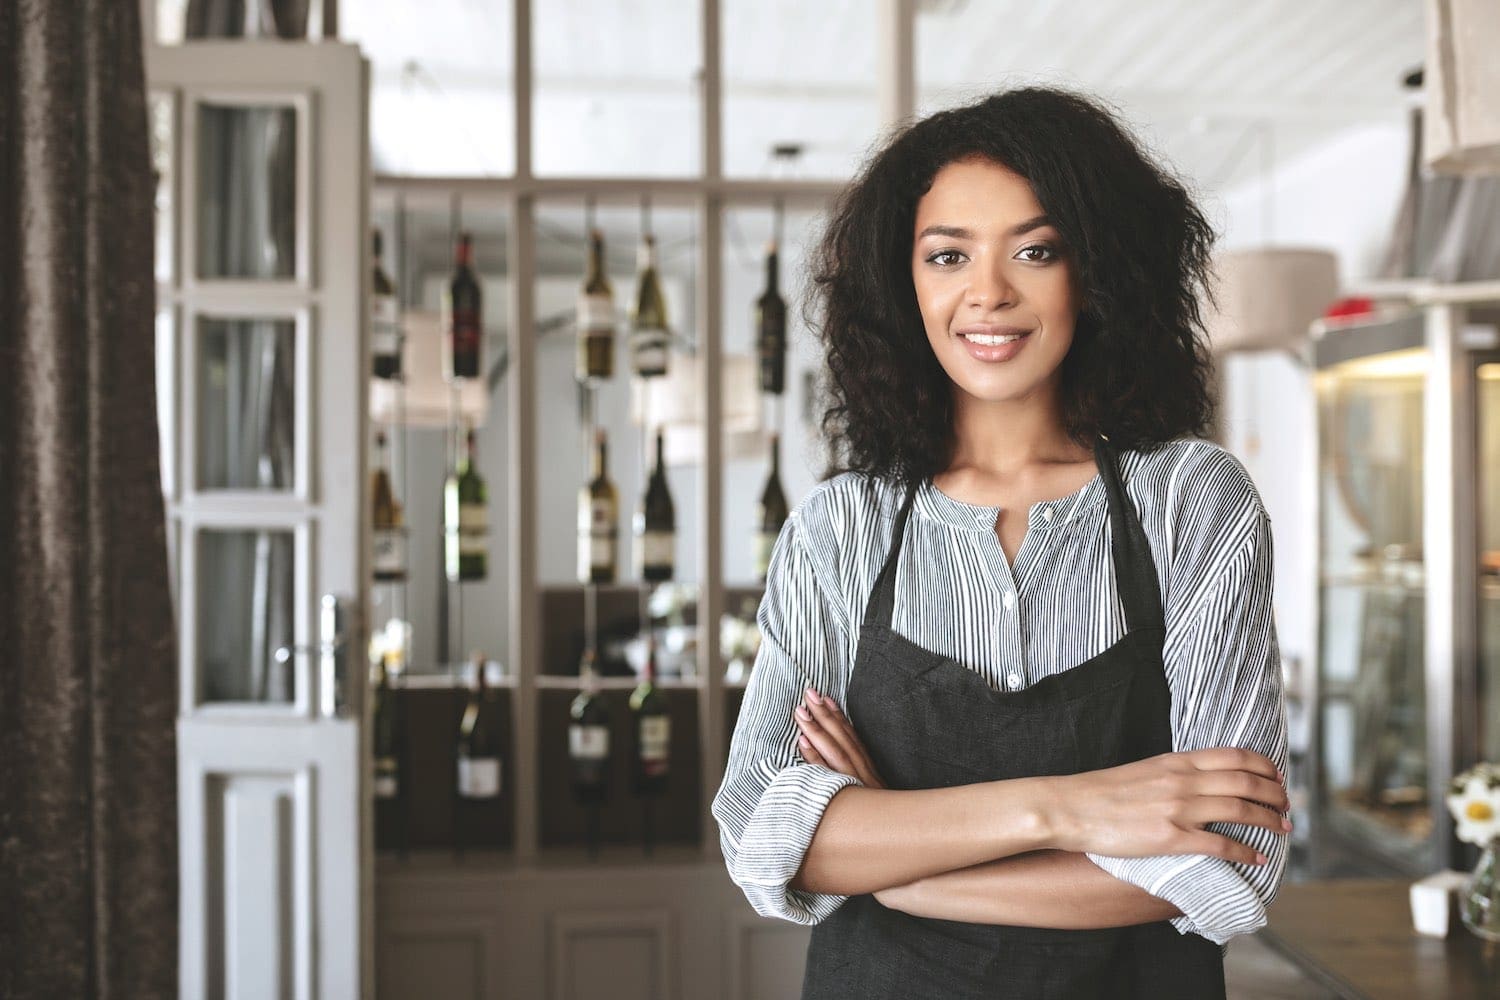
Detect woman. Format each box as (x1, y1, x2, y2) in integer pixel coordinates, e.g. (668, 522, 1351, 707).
(710, 87, 1290, 1000)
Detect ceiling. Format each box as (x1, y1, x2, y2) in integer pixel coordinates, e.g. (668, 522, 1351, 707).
(345, 0, 1426, 192)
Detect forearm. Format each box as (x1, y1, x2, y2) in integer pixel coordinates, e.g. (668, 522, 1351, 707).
(881, 850, 1182, 928)
(789, 778, 1052, 897)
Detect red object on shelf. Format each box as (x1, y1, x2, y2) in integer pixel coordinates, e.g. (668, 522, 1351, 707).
(1323, 296, 1376, 322)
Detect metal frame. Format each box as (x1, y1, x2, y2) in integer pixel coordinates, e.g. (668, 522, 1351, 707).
(370, 0, 918, 864)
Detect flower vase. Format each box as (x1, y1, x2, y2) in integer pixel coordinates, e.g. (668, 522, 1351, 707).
(1461, 837, 1500, 941)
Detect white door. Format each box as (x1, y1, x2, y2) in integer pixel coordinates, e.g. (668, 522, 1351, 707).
(147, 40, 372, 999)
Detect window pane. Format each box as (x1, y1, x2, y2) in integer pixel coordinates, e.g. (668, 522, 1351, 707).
(196, 103, 299, 280)
(198, 528, 296, 703)
(722, 0, 878, 179)
(533, 1, 700, 177)
(196, 317, 297, 491)
(343, 0, 517, 176)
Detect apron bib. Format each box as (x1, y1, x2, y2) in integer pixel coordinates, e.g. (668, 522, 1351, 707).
(800, 438, 1226, 1000)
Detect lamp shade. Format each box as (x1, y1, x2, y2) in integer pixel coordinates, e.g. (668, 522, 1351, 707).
(368, 310, 490, 428)
(629, 353, 766, 464)
(1425, 0, 1500, 175)
(1204, 248, 1339, 353)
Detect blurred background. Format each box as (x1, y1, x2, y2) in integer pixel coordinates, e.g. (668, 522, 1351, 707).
(93, 0, 1500, 995)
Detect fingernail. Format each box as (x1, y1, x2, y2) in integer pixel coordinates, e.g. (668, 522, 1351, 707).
(798, 736, 810, 748)
(826, 698, 840, 713)
(795, 705, 810, 720)
(1282, 818, 1293, 832)
(1255, 852, 1268, 865)
(805, 688, 823, 705)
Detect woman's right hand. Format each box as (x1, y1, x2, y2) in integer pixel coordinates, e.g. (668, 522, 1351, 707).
(1043, 748, 1290, 866)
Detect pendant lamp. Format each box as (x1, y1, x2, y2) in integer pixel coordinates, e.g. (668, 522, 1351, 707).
(1424, 0, 1500, 175)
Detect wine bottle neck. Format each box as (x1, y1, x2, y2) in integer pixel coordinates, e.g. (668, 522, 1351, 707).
(593, 439, 607, 479)
(654, 432, 665, 471)
(765, 248, 779, 293)
(769, 435, 780, 474)
(455, 239, 473, 268)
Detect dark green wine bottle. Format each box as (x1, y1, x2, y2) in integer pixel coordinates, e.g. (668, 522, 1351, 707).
(630, 634, 670, 796)
(635, 428, 675, 582)
(445, 427, 488, 582)
(754, 432, 789, 583)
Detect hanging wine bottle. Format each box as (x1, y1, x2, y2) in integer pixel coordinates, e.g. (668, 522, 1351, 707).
(755, 432, 789, 583)
(371, 228, 402, 379)
(443, 231, 482, 381)
(629, 233, 670, 378)
(569, 650, 611, 804)
(456, 652, 503, 800)
(372, 654, 401, 802)
(577, 428, 618, 584)
(634, 427, 675, 582)
(577, 229, 615, 381)
(444, 426, 488, 582)
(630, 633, 670, 796)
(756, 240, 787, 395)
(372, 430, 407, 582)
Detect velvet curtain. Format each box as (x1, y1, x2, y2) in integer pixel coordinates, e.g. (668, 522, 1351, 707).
(0, 0, 178, 997)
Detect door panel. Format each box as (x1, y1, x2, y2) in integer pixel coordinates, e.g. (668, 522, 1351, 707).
(148, 40, 371, 999)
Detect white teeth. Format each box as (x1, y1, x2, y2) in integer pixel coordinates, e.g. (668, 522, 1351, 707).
(962, 332, 1025, 346)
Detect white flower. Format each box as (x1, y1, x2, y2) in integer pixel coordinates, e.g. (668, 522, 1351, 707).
(720, 614, 747, 658)
(649, 582, 696, 620)
(1447, 764, 1500, 846)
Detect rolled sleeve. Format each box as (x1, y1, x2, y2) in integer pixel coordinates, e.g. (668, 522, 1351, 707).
(711, 512, 859, 924)
(1087, 508, 1290, 945)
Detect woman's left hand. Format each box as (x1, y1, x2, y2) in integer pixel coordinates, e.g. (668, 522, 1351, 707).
(793, 687, 887, 790)
(795, 689, 921, 909)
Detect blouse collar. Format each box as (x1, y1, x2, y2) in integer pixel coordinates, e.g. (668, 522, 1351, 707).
(910, 451, 1126, 533)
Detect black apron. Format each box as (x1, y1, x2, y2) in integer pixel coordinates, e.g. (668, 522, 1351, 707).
(800, 438, 1226, 1000)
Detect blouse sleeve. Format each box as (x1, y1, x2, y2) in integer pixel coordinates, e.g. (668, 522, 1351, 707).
(711, 512, 864, 924)
(1085, 501, 1290, 946)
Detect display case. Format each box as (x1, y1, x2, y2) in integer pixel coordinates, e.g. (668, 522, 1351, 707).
(1310, 288, 1500, 877)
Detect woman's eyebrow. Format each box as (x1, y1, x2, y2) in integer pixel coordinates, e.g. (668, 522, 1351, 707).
(915, 215, 1055, 241)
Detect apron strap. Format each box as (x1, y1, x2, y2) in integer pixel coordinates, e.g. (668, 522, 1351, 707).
(1094, 436, 1166, 634)
(861, 478, 919, 631)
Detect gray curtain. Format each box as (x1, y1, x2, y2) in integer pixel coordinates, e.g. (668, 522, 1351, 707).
(0, 0, 178, 998)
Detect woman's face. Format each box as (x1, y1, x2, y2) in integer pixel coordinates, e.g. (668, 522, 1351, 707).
(911, 156, 1081, 408)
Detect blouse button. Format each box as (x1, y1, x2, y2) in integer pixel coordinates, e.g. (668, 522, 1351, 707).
(1002, 591, 1016, 611)
(1042, 507, 1054, 522)
(1006, 672, 1023, 690)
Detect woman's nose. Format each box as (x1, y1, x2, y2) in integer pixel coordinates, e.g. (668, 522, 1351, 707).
(965, 258, 1016, 310)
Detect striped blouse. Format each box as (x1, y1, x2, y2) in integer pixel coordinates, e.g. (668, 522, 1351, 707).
(710, 437, 1288, 947)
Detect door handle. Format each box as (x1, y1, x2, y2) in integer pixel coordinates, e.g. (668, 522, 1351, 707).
(274, 593, 352, 718)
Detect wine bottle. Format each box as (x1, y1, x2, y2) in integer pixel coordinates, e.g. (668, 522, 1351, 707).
(629, 234, 670, 378)
(755, 432, 789, 583)
(444, 427, 488, 582)
(634, 428, 675, 582)
(569, 650, 611, 804)
(371, 228, 402, 379)
(577, 428, 618, 584)
(443, 231, 482, 381)
(371, 431, 407, 582)
(372, 654, 401, 800)
(630, 633, 670, 796)
(756, 240, 787, 395)
(456, 653, 502, 800)
(577, 229, 615, 381)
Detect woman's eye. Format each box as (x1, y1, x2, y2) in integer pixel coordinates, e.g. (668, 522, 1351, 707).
(927, 250, 964, 267)
(1016, 244, 1057, 263)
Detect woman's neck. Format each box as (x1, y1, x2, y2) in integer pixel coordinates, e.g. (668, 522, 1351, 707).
(944, 384, 1089, 480)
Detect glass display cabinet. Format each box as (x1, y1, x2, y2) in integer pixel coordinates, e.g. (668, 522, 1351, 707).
(1311, 291, 1500, 877)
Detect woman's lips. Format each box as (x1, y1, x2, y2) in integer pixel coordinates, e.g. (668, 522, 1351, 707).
(957, 329, 1031, 363)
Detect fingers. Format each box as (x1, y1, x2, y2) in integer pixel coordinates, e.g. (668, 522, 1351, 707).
(795, 688, 885, 788)
(1181, 830, 1270, 868)
(1183, 795, 1292, 837)
(1190, 770, 1290, 813)
(797, 735, 829, 769)
(1184, 747, 1281, 785)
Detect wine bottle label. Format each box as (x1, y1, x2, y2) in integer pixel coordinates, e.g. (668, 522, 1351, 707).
(569, 724, 610, 761)
(630, 328, 670, 374)
(578, 293, 613, 332)
(753, 532, 776, 577)
(637, 531, 673, 570)
(458, 504, 488, 556)
(374, 758, 399, 799)
(457, 756, 502, 798)
(372, 295, 400, 338)
(639, 716, 670, 763)
(373, 529, 407, 580)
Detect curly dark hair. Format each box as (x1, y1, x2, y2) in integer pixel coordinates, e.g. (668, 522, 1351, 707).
(810, 86, 1219, 488)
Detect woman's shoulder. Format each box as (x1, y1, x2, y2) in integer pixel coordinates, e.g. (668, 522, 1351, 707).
(788, 470, 905, 563)
(1124, 437, 1270, 528)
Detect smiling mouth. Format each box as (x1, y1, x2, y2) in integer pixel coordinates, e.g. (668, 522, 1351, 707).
(958, 331, 1029, 346)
